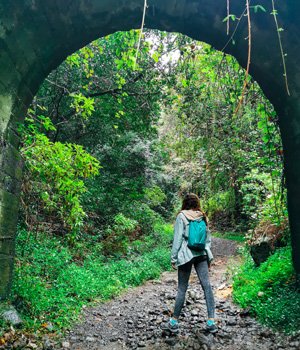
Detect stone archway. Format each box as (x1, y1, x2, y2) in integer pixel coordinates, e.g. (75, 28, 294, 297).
(0, 0, 299, 299)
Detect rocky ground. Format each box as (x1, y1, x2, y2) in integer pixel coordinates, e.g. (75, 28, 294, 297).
(3, 238, 300, 349)
(55, 238, 299, 350)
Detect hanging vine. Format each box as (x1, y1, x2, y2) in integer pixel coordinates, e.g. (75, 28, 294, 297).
(134, 0, 148, 69)
(271, 0, 290, 96)
(226, 0, 230, 35)
(223, 0, 290, 107)
(234, 0, 252, 114)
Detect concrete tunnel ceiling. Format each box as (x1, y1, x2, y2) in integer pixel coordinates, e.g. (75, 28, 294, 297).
(0, 1, 300, 298)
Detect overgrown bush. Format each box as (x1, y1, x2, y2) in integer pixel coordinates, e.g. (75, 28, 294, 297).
(203, 190, 236, 230)
(233, 246, 300, 333)
(204, 191, 235, 215)
(102, 213, 139, 256)
(129, 222, 173, 255)
(240, 169, 287, 228)
(144, 185, 167, 208)
(127, 201, 163, 236)
(20, 114, 100, 237)
(11, 226, 172, 330)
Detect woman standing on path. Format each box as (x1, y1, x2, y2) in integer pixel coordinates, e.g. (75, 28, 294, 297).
(163, 193, 217, 334)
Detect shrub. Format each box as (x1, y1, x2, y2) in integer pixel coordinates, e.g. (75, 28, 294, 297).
(12, 228, 172, 331)
(204, 191, 235, 216)
(128, 222, 173, 255)
(240, 169, 287, 228)
(102, 214, 139, 256)
(127, 201, 163, 236)
(203, 190, 236, 230)
(144, 185, 167, 208)
(20, 114, 100, 237)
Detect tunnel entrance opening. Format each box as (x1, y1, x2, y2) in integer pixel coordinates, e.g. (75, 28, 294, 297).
(7, 27, 288, 333)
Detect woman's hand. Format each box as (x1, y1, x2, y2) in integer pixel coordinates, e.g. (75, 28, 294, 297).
(171, 262, 177, 270)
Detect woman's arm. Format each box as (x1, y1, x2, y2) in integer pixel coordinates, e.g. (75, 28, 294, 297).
(171, 214, 184, 264)
(205, 226, 214, 264)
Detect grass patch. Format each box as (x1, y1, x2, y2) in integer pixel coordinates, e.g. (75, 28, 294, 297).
(11, 225, 173, 331)
(213, 231, 245, 243)
(232, 246, 300, 333)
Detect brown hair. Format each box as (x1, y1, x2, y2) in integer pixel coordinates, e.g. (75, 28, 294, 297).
(181, 193, 208, 224)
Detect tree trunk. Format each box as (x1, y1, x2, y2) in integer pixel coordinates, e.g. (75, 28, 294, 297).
(279, 99, 300, 286)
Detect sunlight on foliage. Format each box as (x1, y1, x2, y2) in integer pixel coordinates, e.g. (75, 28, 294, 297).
(20, 114, 100, 236)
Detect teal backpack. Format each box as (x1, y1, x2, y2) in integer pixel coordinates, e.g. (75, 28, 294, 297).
(182, 214, 207, 252)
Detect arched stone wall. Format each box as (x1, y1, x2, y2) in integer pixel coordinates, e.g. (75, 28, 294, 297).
(0, 0, 299, 298)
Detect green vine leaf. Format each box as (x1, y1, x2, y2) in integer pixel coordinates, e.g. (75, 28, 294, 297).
(223, 14, 236, 22)
(251, 5, 266, 13)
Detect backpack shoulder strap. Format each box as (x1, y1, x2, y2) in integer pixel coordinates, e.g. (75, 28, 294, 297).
(179, 212, 189, 226)
(179, 212, 190, 239)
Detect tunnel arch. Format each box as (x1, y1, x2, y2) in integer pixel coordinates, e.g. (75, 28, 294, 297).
(0, 0, 300, 298)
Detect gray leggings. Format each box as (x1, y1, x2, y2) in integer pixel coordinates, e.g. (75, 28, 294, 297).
(173, 256, 215, 318)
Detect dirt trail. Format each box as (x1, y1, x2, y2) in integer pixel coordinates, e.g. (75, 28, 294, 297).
(52, 238, 299, 350)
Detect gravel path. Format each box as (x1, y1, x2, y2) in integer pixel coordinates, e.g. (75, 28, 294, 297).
(51, 238, 299, 350)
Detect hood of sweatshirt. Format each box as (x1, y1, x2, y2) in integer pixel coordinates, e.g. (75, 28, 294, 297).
(181, 210, 203, 221)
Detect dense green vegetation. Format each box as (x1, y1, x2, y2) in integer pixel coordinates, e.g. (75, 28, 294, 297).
(233, 246, 300, 333)
(5, 29, 297, 336)
(12, 224, 172, 330)
(20, 30, 287, 236)
(212, 231, 245, 243)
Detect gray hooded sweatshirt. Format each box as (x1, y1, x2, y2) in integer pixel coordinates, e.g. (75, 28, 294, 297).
(171, 210, 214, 267)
